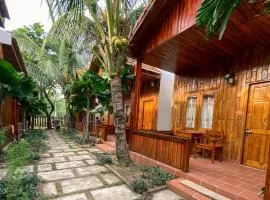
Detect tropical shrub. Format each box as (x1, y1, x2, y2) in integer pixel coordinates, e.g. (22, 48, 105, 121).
(146, 167, 175, 186)
(6, 139, 30, 174)
(131, 177, 149, 194)
(1, 172, 40, 200)
(95, 153, 112, 165)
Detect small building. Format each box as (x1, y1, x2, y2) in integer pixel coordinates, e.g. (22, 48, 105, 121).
(128, 1, 270, 199)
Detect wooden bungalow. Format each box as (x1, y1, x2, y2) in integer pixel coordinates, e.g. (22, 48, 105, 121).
(127, 0, 270, 199)
(0, 0, 26, 137)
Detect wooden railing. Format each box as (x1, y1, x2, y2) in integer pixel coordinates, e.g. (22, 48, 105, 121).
(129, 130, 191, 172)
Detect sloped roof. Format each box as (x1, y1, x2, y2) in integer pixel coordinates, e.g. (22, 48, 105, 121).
(128, 0, 178, 57)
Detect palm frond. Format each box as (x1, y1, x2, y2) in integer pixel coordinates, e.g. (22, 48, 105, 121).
(196, 0, 241, 40)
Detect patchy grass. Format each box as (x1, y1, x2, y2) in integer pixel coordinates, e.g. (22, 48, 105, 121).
(62, 130, 90, 145)
(94, 152, 112, 165)
(131, 177, 149, 194)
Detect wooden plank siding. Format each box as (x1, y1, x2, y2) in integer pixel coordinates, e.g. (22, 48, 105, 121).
(171, 47, 270, 162)
(129, 130, 191, 172)
(145, 0, 202, 54)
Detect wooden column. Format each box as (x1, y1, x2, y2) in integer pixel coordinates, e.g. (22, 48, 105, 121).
(130, 58, 142, 131)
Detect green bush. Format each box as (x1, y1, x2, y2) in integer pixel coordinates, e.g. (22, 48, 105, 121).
(131, 177, 149, 194)
(6, 139, 30, 174)
(1, 172, 40, 200)
(147, 167, 175, 186)
(96, 153, 112, 165)
(22, 130, 48, 162)
(0, 130, 7, 146)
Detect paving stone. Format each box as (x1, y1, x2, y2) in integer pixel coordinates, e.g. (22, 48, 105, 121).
(85, 159, 97, 165)
(76, 165, 108, 176)
(68, 155, 94, 161)
(50, 146, 70, 150)
(22, 165, 34, 173)
(61, 176, 104, 194)
(39, 157, 66, 164)
(90, 184, 140, 200)
(56, 161, 87, 169)
(38, 164, 53, 172)
(0, 168, 7, 179)
(48, 149, 64, 153)
(41, 182, 58, 197)
(63, 148, 82, 152)
(84, 148, 102, 153)
(100, 173, 121, 185)
(38, 169, 75, 181)
(76, 151, 89, 155)
(53, 152, 76, 157)
(152, 189, 184, 200)
(41, 153, 51, 158)
(53, 193, 88, 200)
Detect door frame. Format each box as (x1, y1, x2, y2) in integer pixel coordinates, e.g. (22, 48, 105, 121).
(241, 81, 270, 165)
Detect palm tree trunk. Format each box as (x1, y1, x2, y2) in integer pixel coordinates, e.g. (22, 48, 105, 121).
(85, 110, 90, 138)
(110, 75, 131, 164)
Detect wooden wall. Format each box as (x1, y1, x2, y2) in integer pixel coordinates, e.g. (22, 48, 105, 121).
(145, 0, 201, 54)
(172, 47, 270, 162)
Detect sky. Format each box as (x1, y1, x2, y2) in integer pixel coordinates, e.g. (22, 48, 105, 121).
(5, 0, 52, 31)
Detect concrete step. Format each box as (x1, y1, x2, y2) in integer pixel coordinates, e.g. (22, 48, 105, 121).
(180, 180, 230, 200)
(167, 178, 212, 200)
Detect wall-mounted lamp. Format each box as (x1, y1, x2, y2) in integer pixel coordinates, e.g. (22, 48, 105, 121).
(224, 73, 236, 85)
(151, 81, 156, 87)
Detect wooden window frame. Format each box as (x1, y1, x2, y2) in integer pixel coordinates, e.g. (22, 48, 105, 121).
(184, 95, 199, 130)
(198, 93, 215, 131)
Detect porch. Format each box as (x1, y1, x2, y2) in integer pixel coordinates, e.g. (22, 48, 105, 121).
(96, 134, 265, 200)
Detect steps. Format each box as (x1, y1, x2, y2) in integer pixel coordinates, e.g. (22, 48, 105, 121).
(180, 180, 230, 200)
(167, 178, 231, 200)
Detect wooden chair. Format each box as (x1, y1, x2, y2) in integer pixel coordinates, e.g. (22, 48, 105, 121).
(194, 130, 224, 163)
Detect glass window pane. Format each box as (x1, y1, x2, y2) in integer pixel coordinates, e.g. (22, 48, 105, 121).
(201, 95, 214, 129)
(185, 97, 197, 128)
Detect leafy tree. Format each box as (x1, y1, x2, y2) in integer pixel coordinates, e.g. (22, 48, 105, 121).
(49, 0, 148, 164)
(13, 24, 87, 132)
(196, 0, 270, 39)
(14, 23, 57, 129)
(0, 60, 34, 129)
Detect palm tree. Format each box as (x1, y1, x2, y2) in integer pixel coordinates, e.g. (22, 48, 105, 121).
(13, 29, 86, 132)
(48, 0, 148, 164)
(196, 0, 270, 40)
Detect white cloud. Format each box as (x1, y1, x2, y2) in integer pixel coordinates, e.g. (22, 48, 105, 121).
(5, 0, 52, 31)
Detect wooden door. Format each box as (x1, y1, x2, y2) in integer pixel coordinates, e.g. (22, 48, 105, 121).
(244, 82, 270, 169)
(142, 99, 155, 130)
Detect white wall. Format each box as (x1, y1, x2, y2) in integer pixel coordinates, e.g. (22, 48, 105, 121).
(157, 70, 175, 131)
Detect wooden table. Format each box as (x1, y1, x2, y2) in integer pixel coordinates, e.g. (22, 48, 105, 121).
(174, 130, 204, 154)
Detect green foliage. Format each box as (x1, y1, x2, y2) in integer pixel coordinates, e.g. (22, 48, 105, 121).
(6, 139, 30, 174)
(95, 153, 113, 165)
(146, 167, 175, 186)
(131, 177, 149, 194)
(196, 0, 270, 40)
(22, 130, 48, 162)
(0, 172, 40, 200)
(0, 130, 7, 146)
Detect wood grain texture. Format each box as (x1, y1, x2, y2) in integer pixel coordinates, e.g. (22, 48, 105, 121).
(172, 47, 270, 164)
(129, 130, 191, 172)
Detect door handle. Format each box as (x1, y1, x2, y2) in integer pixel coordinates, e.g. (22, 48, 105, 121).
(245, 130, 252, 136)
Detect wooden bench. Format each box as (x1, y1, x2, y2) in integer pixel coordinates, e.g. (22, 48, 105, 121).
(194, 130, 224, 163)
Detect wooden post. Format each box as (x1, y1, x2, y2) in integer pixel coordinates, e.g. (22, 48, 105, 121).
(130, 58, 142, 132)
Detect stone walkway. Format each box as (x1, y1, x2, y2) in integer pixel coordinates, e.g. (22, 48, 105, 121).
(39, 131, 184, 200)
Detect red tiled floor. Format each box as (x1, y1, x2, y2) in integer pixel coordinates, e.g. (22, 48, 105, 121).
(96, 135, 266, 200)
